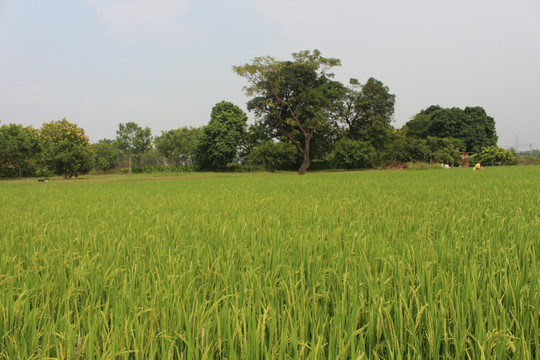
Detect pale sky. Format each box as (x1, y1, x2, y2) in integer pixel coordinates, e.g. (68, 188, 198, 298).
(1, 0, 539, 150)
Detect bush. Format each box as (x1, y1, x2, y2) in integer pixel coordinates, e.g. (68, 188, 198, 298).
(247, 140, 299, 172)
(426, 137, 462, 167)
(478, 146, 517, 166)
(331, 138, 375, 169)
(433, 147, 462, 167)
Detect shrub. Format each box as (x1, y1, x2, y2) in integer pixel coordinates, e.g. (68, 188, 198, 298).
(433, 147, 462, 167)
(331, 138, 375, 169)
(478, 146, 517, 166)
(247, 140, 298, 172)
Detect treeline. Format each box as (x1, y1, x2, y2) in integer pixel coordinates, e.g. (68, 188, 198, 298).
(0, 50, 522, 178)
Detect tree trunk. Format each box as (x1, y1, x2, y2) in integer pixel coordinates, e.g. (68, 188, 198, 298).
(18, 165, 22, 179)
(298, 136, 311, 175)
(128, 155, 132, 174)
(298, 152, 310, 175)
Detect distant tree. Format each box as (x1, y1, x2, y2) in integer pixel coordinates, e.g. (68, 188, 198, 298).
(406, 106, 497, 153)
(194, 101, 248, 170)
(247, 140, 298, 172)
(0, 123, 39, 178)
(337, 77, 396, 153)
(234, 49, 345, 174)
(517, 149, 540, 157)
(39, 119, 93, 178)
(116, 122, 152, 174)
(93, 139, 120, 171)
(155, 127, 199, 168)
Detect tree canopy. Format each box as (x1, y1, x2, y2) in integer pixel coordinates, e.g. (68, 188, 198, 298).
(155, 127, 199, 168)
(234, 50, 345, 174)
(39, 119, 93, 178)
(92, 139, 120, 172)
(194, 101, 247, 170)
(116, 122, 152, 174)
(337, 77, 396, 153)
(405, 106, 497, 153)
(0, 123, 39, 178)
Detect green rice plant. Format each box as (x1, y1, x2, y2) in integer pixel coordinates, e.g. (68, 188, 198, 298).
(0, 166, 538, 359)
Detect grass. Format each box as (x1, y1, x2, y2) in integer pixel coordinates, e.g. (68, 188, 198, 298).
(0, 166, 539, 359)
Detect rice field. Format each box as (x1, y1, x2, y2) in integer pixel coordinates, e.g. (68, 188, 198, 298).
(0, 166, 539, 359)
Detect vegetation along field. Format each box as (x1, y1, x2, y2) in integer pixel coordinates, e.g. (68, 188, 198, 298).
(0, 166, 539, 359)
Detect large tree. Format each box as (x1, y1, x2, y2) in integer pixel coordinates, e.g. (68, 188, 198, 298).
(39, 119, 93, 178)
(0, 123, 39, 178)
(116, 122, 152, 174)
(405, 106, 497, 153)
(234, 50, 345, 174)
(194, 101, 247, 170)
(460, 107, 498, 153)
(337, 77, 396, 153)
(155, 127, 199, 168)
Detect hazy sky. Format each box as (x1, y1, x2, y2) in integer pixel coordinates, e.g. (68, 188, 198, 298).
(1, 0, 539, 149)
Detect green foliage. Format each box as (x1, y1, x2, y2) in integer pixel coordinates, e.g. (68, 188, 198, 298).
(432, 147, 462, 167)
(478, 145, 517, 166)
(461, 107, 498, 153)
(331, 137, 375, 169)
(116, 122, 152, 174)
(247, 140, 299, 172)
(404, 105, 442, 139)
(406, 137, 431, 163)
(338, 77, 396, 153)
(0, 123, 39, 178)
(378, 129, 433, 166)
(155, 127, 199, 167)
(239, 122, 273, 158)
(469, 152, 481, 167)
(92, 139, 120, 171)
(427, 136, 463, 167)
(234, 49, 345, 174)
(406, 106, 498, 153)
(194, 101, 248, 170)
(403, 114, 431, 138)
(39, 119, 93, 178)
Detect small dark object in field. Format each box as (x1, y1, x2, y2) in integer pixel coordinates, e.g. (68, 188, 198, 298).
(38, 178, 48, 183)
